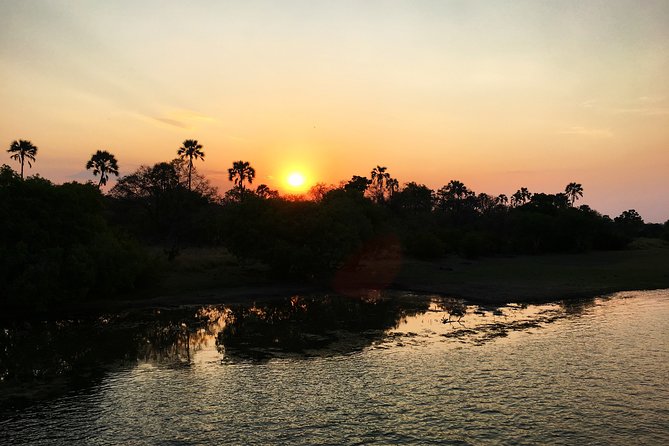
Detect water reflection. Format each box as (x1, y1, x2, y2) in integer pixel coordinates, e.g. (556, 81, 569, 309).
(2, 290, 667, 445)
(1, 292, 597, 406)
(218, 293, 429, 359)
(136, 307, 230, 365)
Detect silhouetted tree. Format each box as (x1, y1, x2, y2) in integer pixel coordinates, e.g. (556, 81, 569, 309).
(228, 161, 256, 199)
(614, 209, 644, 237)
(387, 178, 399, 198)
(308, 183, 332, 201)
(565, 182, 584, 206)
(495, 194, 509, 207)
(170, 158, 218, 200)
(7, 140, 38, 179)
(370, 166, 391, 203)
(0, 174, 150, 307)
(444, 180, 472, 200)
(112, 159, 217, 204)
(110, 160, 217, 245)
(615, 209, 643, 224)
(524, 193, 569, 213)
(256, 184, 279, 199)
(435, 180, 474, 211)
(511, 187, 531, 207)
(344, 175, 370, 194)
(392, 182, 433, 213)
(177, 139, 204, 191)
(0, 164, 20, 187)
(476, 193, 497, 214)
(86, 150, 119, 188)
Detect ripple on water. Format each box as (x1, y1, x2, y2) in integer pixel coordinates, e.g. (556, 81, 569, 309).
(1, 290, 668, 445)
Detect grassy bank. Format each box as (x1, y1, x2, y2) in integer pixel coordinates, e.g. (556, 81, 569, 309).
(16, 239, 667, 317)
(393, 238, 669, 303)
(111, 238, 669, 309)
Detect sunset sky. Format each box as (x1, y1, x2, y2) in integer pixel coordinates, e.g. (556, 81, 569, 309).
(2, 0, 668, 221)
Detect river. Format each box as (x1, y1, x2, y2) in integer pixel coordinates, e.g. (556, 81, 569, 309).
(1, 289, 668, 445)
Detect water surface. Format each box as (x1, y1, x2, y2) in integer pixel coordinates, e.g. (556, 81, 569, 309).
(1, 290, 668, 445)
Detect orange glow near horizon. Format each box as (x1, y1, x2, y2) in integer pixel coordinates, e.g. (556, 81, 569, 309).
(1, 2, 668, 221)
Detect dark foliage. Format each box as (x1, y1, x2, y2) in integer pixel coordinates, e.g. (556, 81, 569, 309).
(1, 153, 657, 305)
(108, 159, 220, 245)
(220, 189, 387, 278)
(0, 165, 151, 309)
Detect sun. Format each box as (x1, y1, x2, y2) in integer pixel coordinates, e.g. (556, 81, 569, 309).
(287, 172, 305, 188)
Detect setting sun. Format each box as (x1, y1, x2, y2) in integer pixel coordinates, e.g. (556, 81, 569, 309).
(287, 172, 306, 189)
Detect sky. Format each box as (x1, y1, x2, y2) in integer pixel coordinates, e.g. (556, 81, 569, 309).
(1, 0, 668, 221)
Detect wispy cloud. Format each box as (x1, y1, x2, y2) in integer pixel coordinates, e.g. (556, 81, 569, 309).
(580, 97, 669, 116)
(149, 109, 216, 129)
(153, 117, 189, 129)
(638, 96, 666, 104)
(558, 126, 613, 138)
(610, 107, 669, 116)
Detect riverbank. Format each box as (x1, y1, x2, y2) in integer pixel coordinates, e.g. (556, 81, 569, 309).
(4, 240, 669, 317)
(392, 240, 669, 303)
(103, 238, 669, 310)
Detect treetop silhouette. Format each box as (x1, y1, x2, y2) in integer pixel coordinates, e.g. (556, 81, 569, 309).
(177, 139, 205, 191)
(228, 161, 256, 199)
(7, 139, 38, 179)
(565, 182, 584, 206)
(86, 150, 119, 188)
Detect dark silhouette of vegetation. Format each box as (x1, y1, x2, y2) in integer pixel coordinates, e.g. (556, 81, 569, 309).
(511, 187, 531, 207)
(255, 183, 279, 199)
(345, 175, 371, 194)
(86, 150, 119, 188)
(7, 140, 38, 179)
(0, 165, 151, 310)
(177, 139, 205, 191)
(308, 183, 333, 201)
(369, 165, 398, 203)
(614, 209, 645, 238)
(2, 136, 665, 309)
(109, 159, 218, 245)
(227, 160, 255, 200)
(565, 182, 584, 206)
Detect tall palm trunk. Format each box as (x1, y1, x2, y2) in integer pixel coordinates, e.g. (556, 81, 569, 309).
(188, 159, 193, 191)
(98, 167, 105, 188)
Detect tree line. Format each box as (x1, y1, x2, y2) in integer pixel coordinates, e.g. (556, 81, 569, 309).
(3, 138, 668, 308)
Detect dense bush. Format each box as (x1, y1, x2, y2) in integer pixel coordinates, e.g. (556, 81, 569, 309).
(220, 189, 386, 278)
(0, 166, 152, 309)
(2, 157, 658, 303)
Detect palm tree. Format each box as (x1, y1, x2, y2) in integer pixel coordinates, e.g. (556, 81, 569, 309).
(86, 150, 119, 188)
(511, 187, 531, 207)
(177, 139, 204, 191)
(565, 182, 584, 206)
(370, 165, 391, 202)
(7, 140, 38, 179)
(228, 161, 256, 197)
(387, 178, 399, 198)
